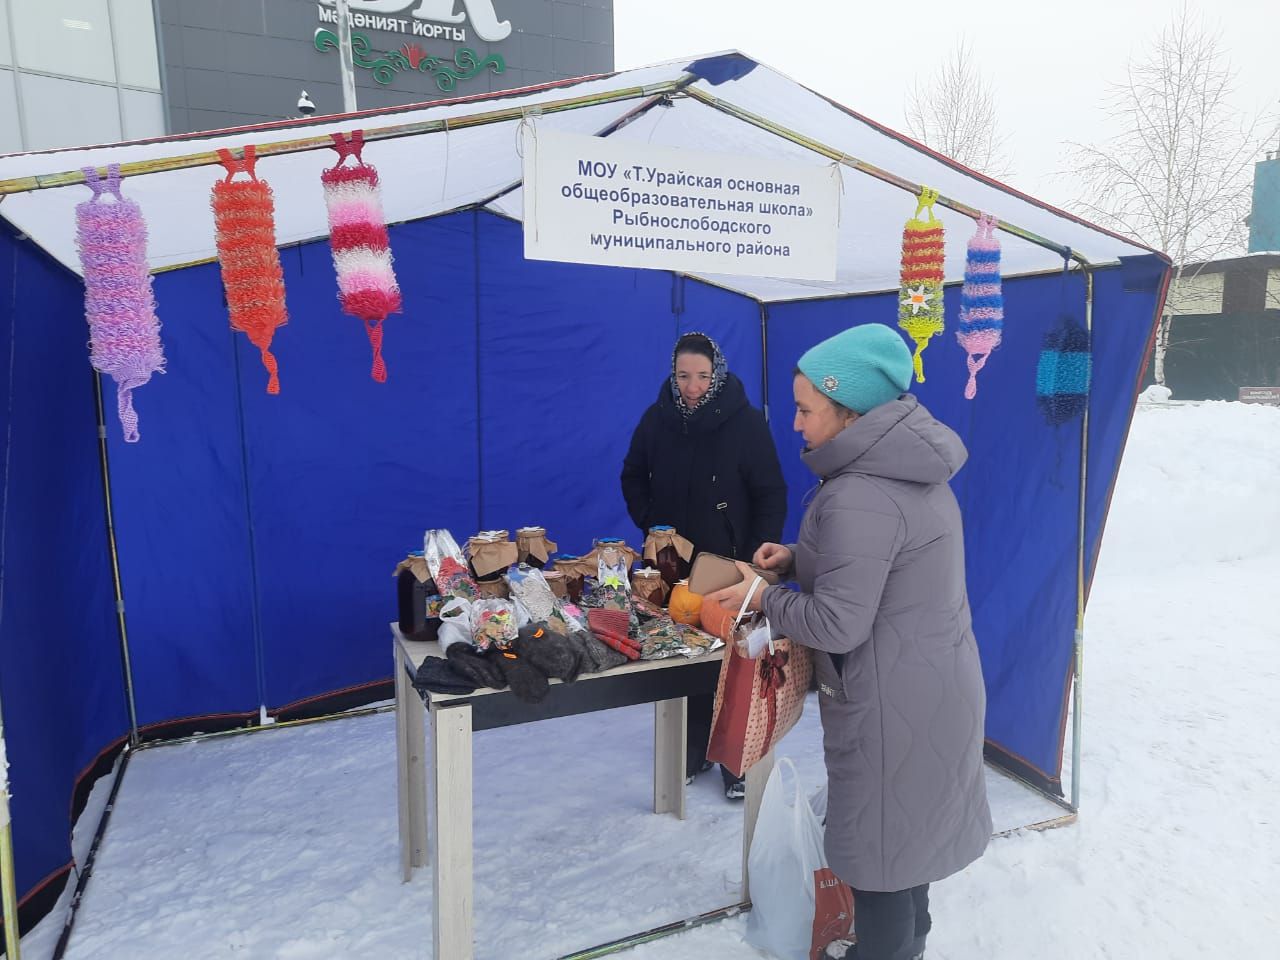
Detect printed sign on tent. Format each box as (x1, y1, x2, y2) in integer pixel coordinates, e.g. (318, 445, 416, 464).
(521, 128, 840, 281)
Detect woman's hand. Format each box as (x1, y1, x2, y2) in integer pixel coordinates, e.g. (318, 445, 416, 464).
(705, 561, 767, 615)
(753, 542, 793, 573)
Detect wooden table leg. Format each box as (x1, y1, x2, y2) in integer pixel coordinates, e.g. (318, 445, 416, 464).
(741, 748, 775, 902)
(407, 666, 429, 871)
(395, 640, 413, 883)
(431, 701, 474, 960)
(653, 697, 688, 819)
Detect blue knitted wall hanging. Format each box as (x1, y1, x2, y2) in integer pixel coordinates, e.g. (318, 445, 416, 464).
(1036, 313, 1091, 425)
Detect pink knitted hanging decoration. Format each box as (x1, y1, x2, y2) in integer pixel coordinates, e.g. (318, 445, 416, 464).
(321, 130, 401, 383)
(75, 163, 166, 443)
(211, 145, 288, 394)
(955, 213, 1004, 399)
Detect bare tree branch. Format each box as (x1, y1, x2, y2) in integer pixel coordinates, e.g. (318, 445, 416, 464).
(1066, 3, 1279, 386)
(905, 38, 1014, 179)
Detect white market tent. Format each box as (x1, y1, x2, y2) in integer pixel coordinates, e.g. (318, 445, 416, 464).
(0, 52, 1154, 295)
(0, 52, 1169, 955)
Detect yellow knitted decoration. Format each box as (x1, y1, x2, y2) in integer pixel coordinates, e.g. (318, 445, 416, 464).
(897, 187, 946, 383)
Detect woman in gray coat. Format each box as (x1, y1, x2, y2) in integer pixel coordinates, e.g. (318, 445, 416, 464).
(708, 323, 991, 960)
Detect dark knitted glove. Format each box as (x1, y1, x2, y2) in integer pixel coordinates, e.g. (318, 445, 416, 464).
(587, 608, 642, 661)
(485, 644, 550, 704)
(445, 642, 507, 690)
(413, 655, 477, 696)
(520, 623, 583, 683)
(566, 629, 627, 674)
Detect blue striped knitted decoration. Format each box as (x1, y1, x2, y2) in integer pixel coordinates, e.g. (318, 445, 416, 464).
(956, 214, 1003, 399)
(1036, 314, 1091, 425)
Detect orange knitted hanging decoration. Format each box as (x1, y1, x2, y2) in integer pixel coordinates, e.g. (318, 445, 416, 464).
(211, 145, 288, 394)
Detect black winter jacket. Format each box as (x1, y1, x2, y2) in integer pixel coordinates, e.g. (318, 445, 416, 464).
(621, 373, 787, 560)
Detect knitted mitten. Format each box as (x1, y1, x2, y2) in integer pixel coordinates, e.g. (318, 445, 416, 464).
(520, 623, 583, 683)
(445, 642, 507, 690)
(485, 644, 551, 704)
(413, 656, 476, 696)
(568, 629, 628, 674)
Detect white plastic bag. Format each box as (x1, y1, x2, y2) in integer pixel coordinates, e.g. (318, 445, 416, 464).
(746, 758, 828, 960)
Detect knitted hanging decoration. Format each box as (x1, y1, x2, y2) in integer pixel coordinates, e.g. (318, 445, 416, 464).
(1036, 312, 1092, 425)
(898, 187, 946, 382)
(321, 130, 401, 383)
(75, 164, 166, 443)
(956, 213, 1004, 399)
(211, 145, 288, 394)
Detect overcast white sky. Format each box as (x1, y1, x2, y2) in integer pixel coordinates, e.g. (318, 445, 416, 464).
(613, 0, 1279, 211)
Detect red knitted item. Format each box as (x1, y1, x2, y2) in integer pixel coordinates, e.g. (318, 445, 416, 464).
(211, 146, 288, 394)
(587, 608, 641, 661)
(321, 131, 402, 383)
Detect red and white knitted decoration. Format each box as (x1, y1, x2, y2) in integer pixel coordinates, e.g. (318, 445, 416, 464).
(321, 130, 402, 383)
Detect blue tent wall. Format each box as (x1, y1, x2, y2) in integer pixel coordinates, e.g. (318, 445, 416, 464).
(0, 201, 1162, 922)
(768, 263, 1162, 785)
(103, 259, 260, 730)
(0, 225, 129, 932)
(238, 213, 483, 712)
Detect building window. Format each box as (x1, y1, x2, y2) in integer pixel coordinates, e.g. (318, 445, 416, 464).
(13, 0, 118, 84)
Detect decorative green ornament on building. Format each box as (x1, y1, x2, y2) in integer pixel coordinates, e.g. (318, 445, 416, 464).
(314, 30, 505, 90)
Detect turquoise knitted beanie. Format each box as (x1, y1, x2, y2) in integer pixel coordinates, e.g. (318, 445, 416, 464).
(797, 324, 914, 414)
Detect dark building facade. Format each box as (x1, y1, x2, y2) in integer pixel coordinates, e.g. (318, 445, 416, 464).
(158, 0, 615, 132)
(1154, 253, 1280, 399)
(0, 1, 614, 155)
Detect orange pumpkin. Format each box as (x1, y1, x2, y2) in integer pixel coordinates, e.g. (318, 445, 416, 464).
(699, 594, 736, 642)
(667, 580, 703, 626)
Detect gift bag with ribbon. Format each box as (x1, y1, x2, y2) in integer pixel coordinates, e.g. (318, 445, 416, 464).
(706, 577, 812, 778)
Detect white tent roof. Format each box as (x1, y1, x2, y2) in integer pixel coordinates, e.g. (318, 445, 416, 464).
(0, 52, 1159, 302)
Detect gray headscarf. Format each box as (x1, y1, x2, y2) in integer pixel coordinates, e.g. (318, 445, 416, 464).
(670, 332, 728, 418)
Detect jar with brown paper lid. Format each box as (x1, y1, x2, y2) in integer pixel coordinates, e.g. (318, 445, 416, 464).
(632, 567, 667, 606)
(516, 526, 558, 569)
(543, 569, 568, 600)
(467, 532, 517, 583)
(553, 554, 585, 603)
(644, 525, 693, 588)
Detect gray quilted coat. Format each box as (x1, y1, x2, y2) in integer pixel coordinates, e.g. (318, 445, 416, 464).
(762, 396, 991, 892)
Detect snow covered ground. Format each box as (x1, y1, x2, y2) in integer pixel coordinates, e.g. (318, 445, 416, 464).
(20, 400, 1280, 959)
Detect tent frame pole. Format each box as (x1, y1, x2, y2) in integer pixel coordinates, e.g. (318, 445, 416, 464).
(92, 371, 141, 748)
(681, 87, 1094, 269)
(0, 82, 685, 196)
(1, 713, 20, 960)
(1071, 266, 1094, 812)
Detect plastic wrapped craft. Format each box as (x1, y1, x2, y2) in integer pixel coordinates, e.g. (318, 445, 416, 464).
(472, 599, 518, 651)
(425, 530, 479, 601)
(505, 563, 583, 637)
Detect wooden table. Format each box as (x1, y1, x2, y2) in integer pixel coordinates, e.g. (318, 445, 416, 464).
(393, 624, 774, 960)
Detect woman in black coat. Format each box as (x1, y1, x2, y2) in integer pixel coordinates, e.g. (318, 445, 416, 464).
(621, 332, 787, 798)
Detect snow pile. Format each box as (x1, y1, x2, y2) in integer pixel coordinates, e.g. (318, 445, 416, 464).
(20, 403, 1280, 960)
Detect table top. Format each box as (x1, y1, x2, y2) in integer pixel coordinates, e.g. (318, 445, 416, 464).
(393, 623, 725, 706)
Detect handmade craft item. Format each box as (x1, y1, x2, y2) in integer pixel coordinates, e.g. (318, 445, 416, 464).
(898, 187, 946, 382)
(75, 164, 166, 442)
(211, 145, 288, 394)
(320, 130, 401, 382)
(956, 213, 1004, 399)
